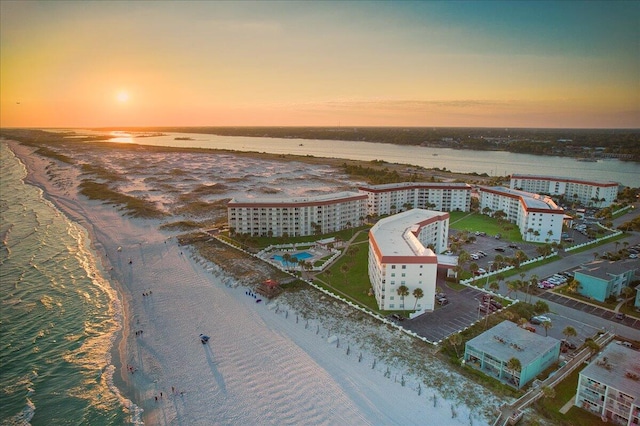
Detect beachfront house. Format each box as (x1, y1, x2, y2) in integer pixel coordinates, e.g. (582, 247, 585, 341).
(463, 321, 561, 389)
(479, 186, 564, 243)
(575, 342, 640, 425)
(358, 182, 471, 217)
(368, 209, 449, 312)
(574, 261, 637, 303)
(510, 174, 619, 208)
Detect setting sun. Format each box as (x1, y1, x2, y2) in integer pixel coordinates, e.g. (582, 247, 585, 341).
(116, 91, 129, 103)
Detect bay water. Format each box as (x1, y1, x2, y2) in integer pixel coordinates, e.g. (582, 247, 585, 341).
(0, 143, 139, 425)
(68, 129, 639, 187)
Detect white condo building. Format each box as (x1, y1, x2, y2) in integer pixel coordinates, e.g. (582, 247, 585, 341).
(575, 342, 640, 425)
(359, 182, 471, 217)
(227, 191, 367, 237)
(510, 174, 619, 207)
(368, 209, 449, 312)
(479, 187, 564, 243)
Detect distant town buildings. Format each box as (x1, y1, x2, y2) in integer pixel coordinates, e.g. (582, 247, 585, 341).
(510, 174, 619, 208)
(368, 209, 449, 311)
(479, 186, 564, 243)
(464, 321, 561, 389)
(575, 342, 640, 425)
(227, 191, 367, 237)
(573, 261, 637, 303)
(358, 182, 471, 217)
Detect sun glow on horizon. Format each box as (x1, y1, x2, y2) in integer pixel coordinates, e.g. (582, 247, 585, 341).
(116, 91, 129, 103)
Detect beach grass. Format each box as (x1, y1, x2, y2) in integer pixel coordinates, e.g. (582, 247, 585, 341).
(78, 180, 167, 219)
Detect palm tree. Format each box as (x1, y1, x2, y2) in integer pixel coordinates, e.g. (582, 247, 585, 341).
(507, 280, 520, 299)
(562, 326, 577, 344)
(458, 250, 470, 264)
(505, 357, 522, 387)
(528, 274, 539, 303)
(396, 285, 409, 309)
(282, 252, 293, 268)
(412, 288, 424, 310)
(340, 263, 350, 285)
(534, 300, 549, 313)
(449, 333, 463, 358)
(489, 280, 500, 293)
(469, 262, 479, 279)
(506, 357, 522, 373)
(518, 317, 528, 329)
(584, 338, 600, 353)
(620, 286, 636, 306)
(567, 278, 580, 294)
(542, 320, 552, 337)
(541, 386, 556, 400)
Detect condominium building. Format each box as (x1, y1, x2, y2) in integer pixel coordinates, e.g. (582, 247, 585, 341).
(574, 261, 637, 303)
(227, 191, 367, 237)
(479, 186, 564, 243)
(368, 209, 449, 311)
(358, 182, 471, 217)
(464, 321, 561, 389)
(575, 342, 640, 425)
(510, 174, 619, 207)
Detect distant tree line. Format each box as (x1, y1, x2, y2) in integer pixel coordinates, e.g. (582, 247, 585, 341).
(131, 126, 640, 162)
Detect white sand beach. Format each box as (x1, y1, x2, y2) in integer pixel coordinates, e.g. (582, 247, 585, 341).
(8, 140, 499, 425)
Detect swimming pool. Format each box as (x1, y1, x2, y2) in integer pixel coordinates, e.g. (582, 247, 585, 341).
(272, 251, 313, 264)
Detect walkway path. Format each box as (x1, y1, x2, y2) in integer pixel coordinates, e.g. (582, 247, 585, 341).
(493, 331, 615, 426)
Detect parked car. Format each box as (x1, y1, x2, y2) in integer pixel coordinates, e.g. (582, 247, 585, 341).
(437, 298, 449, 306)
(508, 244, 520, 249)
(522, 325, 536, 333)
(615, 313, 626, 320)
(390, 314, 405, 321)
(561, 340, 577, 350)
(494, 247, 506, 252)
(530, 315, 551, 325)
(495, 234, 501, 239)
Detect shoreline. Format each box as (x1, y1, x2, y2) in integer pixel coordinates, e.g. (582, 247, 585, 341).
(6, 141, 143, 422)
(6, 139, 499, 425)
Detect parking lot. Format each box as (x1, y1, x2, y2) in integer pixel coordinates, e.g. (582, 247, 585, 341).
(538, 291, 640, 330)
(401, 282, 494, 343)
(449, 230, 542, 275)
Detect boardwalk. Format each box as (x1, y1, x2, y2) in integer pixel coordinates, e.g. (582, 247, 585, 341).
(492, 332, 615, 426)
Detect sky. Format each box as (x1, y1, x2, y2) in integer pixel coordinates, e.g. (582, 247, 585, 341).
(1, 1, 638, 128)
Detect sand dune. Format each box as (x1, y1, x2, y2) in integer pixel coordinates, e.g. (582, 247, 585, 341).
(8, 140, 497, 425)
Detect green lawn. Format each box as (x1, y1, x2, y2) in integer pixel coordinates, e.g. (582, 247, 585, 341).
(314, 243, 380, 312)
(533, 366, 606, 425)
(448, 212, 523, 241)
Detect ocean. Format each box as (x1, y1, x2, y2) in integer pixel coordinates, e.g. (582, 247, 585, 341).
(0, 143, 138, 425)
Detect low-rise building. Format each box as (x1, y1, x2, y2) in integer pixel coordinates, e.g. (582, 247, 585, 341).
(479, 186, 564, 243)
(358, 182, 471, 217)
(510, 174, 619, 207)
(464, 321, 561, 389)
(368, 209, 449, 311)
(575, 342, 640, 425)
(574, 261, 637, 303)
(227, 191, 367, 237)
